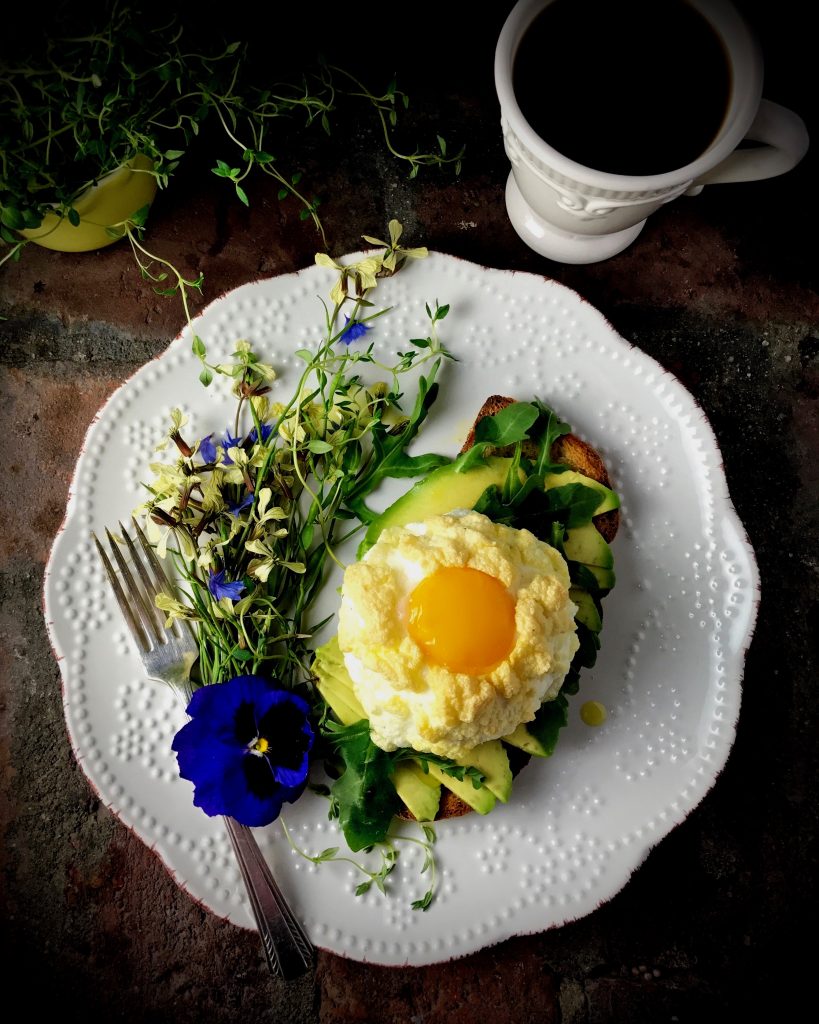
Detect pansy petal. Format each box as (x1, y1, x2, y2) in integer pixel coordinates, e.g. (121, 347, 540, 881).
(255, 686, 311, 721)
(171, 674, 313, 828)
(180, 676, 270, 743)
(273, 750, 311, 789)
(173, 723, 244, 788)
(190, 756, 275, 821)
(183, 677, 243, 722)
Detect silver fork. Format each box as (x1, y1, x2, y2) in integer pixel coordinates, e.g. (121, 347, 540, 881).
(93, 517, 314, 981)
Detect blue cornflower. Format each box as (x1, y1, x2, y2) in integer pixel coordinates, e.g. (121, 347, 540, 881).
(339, 316, 372, 345)
(172, 676, 314, 826)
(220, 429, 242, 465)
(227, 492, 254, 516)
(247, 423, 274, 445)
(199, 429, 243, 465)
(207, 569, 245, 602)
(199, 434, 218, 463)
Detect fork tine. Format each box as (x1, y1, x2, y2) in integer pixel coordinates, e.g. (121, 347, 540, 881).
(131, 516, 197, 645)
(93, 533, 150, 654)
(131, 515, 174, 593)
(104, 527, 164, 647)
(118, 520, 167, 638)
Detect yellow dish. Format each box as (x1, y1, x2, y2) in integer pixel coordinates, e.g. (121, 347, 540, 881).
(20, 154, 157, 252)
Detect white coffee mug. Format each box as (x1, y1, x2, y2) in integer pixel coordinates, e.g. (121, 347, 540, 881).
(495, 0, 810, 263)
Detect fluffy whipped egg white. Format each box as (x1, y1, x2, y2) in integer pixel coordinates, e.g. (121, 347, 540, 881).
(337, 510, 579, 759)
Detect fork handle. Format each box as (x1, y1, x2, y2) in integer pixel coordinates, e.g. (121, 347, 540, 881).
(222, 816, 314, 980)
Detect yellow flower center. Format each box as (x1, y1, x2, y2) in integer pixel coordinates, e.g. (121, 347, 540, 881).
(252, 736, 270, 755)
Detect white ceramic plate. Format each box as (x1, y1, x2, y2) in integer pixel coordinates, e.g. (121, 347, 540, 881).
(44, 251, 759, 966)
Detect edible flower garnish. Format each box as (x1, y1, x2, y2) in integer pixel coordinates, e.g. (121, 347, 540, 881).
(139, 223, 455, 907)
(207, 569, 245, 602)
(171, 675, 314, 827)
(340, 316, 372, 344)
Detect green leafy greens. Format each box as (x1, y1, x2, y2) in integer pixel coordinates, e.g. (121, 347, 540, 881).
(322, 718, 486, 852)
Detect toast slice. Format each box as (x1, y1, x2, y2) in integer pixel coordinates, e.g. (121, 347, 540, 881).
(460, 395, 620, 542)
(398, 396, 619, 821)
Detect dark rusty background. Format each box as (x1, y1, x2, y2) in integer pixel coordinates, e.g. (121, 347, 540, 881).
(1, 2, 817, 1020)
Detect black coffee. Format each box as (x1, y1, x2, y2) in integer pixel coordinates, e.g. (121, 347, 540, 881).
(512, 0, 732, 175)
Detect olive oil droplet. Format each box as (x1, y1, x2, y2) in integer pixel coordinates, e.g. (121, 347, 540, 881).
(580, 701, 607, 727)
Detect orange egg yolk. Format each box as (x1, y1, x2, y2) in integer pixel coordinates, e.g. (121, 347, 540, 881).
(406, 566, 516, 675)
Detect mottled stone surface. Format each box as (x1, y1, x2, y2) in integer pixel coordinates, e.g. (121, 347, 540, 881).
(1, 1, 817, 1021)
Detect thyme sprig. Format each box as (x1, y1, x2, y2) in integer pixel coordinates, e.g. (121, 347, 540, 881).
(0, 4, 464, 277)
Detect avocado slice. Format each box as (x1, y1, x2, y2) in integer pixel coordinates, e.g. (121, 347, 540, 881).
(392, 761, 441, 822)
(359, 456, 513, 556)
(313, 637, 367, 725)
(426, 762, 497, 815)
(563, 522, 614, 568)
(544, 469, 619, 514)
(502, 721, 551, 757)
(454, 739, 513, 803)
(583, 563, 616, 591)
(569, 586, 603, 632)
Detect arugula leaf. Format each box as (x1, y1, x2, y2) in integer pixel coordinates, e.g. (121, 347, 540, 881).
(343, 359, 450, 520)
(394, 748, 486, 789)
(327, 721, 400, 851)
(560, 666, 581, 697)
(378, 450, 453, 479)
(474, 479, 555, 538)
(452, 442, 492, 474)
(528, 399, 572, 475)
(452, 401, 540, 475)
(573, 622, 601, 670)
(545, 483, 605, 529)
(473, 401, 539, 446)
(472, 477, 603, 541)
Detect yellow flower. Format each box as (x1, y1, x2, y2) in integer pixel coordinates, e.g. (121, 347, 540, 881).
(154, 408, 189, 452)
(144, 500, 196, 560)
(362, 219, 428, 273)
(154, 592, 195, 627)
(148, 459, 199, 496)
(200, 469, 227, 514)
(315, 222, 427, 307)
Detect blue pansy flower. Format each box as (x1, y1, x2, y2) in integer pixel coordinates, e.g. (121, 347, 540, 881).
(247, 423, 274, 445)
(339, 316, 371, 345)
(208, 569, 245, 602)
(172, 675, 314, 826)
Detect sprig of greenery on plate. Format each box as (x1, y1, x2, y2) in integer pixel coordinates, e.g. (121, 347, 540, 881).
(141, 221, 455, 907)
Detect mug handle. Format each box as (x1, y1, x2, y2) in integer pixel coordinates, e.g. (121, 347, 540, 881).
(685, 99, 809, 194)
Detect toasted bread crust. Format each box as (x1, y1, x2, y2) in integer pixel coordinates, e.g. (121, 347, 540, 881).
(398, 395, 619, 822)
(460, 396, 620, 543)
